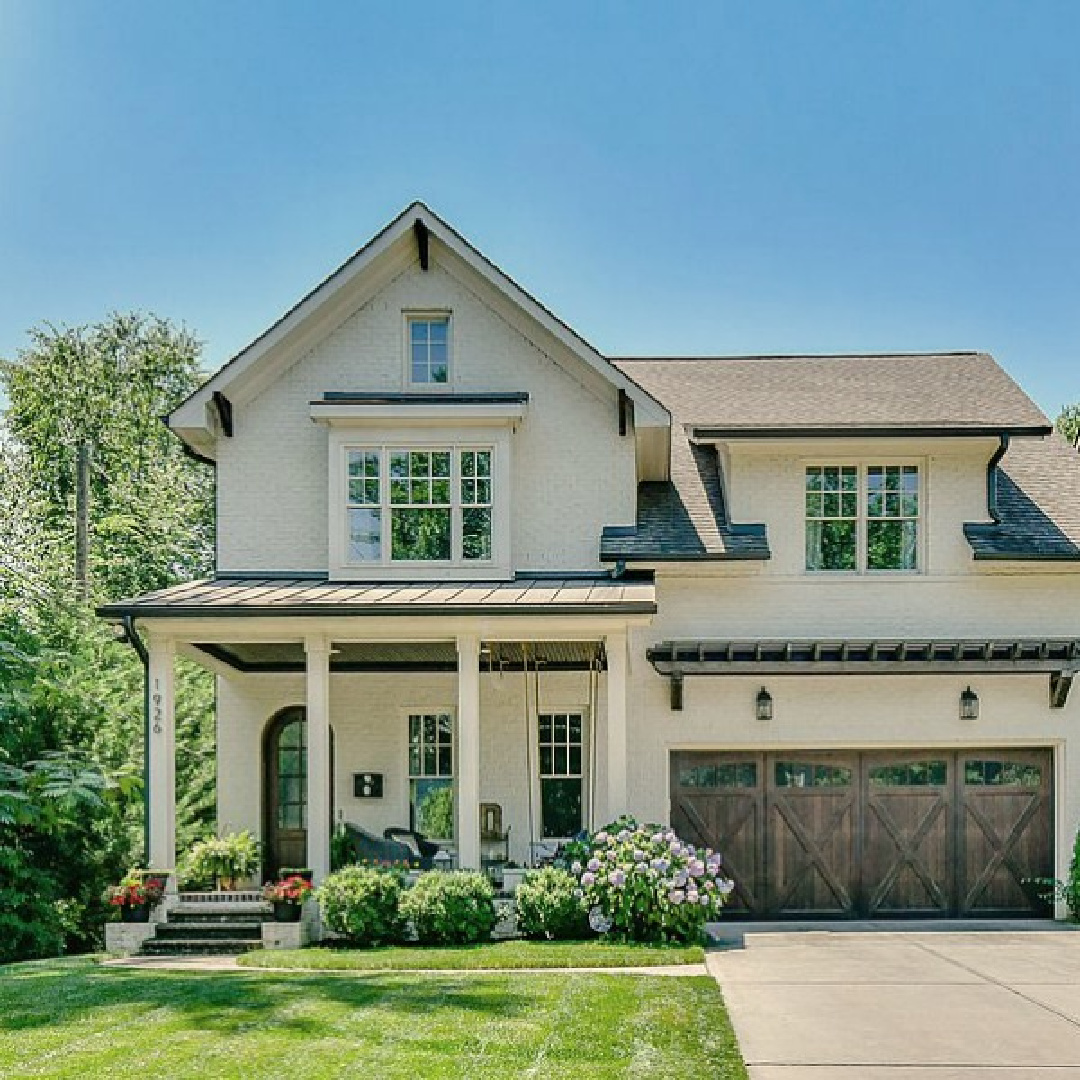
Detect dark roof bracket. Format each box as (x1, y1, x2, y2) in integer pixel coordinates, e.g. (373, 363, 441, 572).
(413, 218, 430, 271)
(1050, 666, 1078, 709)
(211, 391, 234, 437)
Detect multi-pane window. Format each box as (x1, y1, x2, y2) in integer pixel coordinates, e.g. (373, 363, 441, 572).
(408, 713, 454, 840)
(345, 447, 494, 564)
(276, 714, 307, 830)
(805, 466, 858, 571)
(460, 450, 492, 561)
(806, 464, 920, 572)
(409, 317, 450, 384)
(538, 713, 584, 838)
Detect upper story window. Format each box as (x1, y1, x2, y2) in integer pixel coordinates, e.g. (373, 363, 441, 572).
(408, 315, 450, 385)
(805, 464, 920, 573)
(346, 446, 493, 565)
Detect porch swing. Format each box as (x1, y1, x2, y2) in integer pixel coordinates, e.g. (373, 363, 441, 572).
(515, 641, 604, 869)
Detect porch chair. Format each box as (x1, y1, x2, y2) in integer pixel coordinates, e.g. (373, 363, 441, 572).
(383, 827, 442, 870)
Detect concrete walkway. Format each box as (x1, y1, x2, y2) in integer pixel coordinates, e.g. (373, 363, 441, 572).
(707, 922, 1080, 1078)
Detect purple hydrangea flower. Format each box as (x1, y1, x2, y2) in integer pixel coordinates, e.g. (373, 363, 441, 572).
(594, 831, 608, 844)
(609, 869, 626, 887)
(587, 857, 601, 872)
(667, 889, 684, 905)
(571, 861, 582, 875)
(581, 871, 596, 886)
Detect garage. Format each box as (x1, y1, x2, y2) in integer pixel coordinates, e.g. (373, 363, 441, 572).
(670, 748, 1053, 918)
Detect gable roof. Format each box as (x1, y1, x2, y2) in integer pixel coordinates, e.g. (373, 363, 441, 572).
(168, 201, 668, 462)
(613, 353, 1051, 436)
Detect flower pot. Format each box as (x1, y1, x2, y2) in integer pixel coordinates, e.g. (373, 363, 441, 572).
(273, 901, 303, 923)
(120, 904, 152, 924)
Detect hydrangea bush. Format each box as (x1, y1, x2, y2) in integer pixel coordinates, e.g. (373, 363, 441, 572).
(570, 817, 735, 943)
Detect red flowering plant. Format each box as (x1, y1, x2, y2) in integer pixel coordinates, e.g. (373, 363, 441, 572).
(262, 874, 316, 905)
(103, 872, 166, 911)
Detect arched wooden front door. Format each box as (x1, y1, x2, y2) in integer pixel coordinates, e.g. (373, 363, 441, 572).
(263, 708, 334, 880)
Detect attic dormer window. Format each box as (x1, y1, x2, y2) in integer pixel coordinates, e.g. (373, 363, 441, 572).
(408, 315, 450, 385)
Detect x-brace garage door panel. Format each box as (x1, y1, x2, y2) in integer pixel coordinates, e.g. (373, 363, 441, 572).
(669, 749, 1053, 918)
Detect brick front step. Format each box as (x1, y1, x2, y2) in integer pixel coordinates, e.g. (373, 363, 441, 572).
(140, 938, 261, 956)
(155, 923, 262, 941)
(169, 911, 267, 926)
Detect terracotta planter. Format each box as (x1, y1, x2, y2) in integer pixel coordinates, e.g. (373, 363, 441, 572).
(120, 904, 152, 924)
(273, 901, 303, 923)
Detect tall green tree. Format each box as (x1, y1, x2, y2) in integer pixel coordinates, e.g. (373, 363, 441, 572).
(1057, 403, 1080, 446)
(0, 313, 218, 957)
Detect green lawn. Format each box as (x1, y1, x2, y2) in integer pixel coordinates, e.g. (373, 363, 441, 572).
(0, 956, 746, 1079)
(238, 940, 706, 971)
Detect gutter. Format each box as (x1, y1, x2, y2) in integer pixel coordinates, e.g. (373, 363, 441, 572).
(986, 433, 1010, 524)
(116, 615, 151, 865)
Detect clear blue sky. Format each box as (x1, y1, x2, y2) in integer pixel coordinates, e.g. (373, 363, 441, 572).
(1, 1, 1077, 416)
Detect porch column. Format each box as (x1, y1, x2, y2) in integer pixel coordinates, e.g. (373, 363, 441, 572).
(605, 629, 629, 821)
(147, 634, 176, 881)
(305, 635, 332, 883)
(456, 633, 481, 870)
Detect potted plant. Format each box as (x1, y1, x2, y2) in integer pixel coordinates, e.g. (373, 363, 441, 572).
(263, 873, 316, 922)
(182, 830, 261, 891)
(104, 872, 166, 923)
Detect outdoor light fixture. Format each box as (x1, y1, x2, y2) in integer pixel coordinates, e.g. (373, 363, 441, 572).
(960, 686, 980, 721)
(756, 687, 774, 722)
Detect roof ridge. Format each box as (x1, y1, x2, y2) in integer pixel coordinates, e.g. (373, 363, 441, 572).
(611, 351, 986, 362)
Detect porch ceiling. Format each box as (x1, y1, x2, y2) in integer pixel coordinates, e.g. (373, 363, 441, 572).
(98, 574, 655, 619)
(194, 639, 607, 674)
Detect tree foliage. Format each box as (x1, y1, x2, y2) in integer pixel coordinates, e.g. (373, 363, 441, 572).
(1057, 403, 1080, 447)
(0, 312, 217, 960)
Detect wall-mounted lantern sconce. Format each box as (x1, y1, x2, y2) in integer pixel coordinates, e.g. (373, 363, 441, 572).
(960, 686, 980, 722)
(756, 687, 774, 722)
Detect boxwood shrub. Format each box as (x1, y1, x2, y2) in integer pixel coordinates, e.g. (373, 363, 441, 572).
(317, 866, 404, 946)
(514, 867, 590, 940)
(400, 870, 496, 945)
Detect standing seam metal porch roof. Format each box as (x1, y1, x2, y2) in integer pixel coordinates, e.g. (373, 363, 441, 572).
(97, 575, 657, 619)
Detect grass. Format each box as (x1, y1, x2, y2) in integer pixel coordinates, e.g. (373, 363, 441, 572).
(0, 955, 747, 1079)
(237, 939, 706, 971)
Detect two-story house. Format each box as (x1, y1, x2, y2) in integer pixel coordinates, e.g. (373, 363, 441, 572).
(101, 202, 1080, 921)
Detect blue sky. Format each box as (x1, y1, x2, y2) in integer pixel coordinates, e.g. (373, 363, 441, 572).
(0, 1, 1077, 416)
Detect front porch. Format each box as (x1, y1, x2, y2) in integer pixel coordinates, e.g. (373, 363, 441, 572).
(100, 574, 655, 888)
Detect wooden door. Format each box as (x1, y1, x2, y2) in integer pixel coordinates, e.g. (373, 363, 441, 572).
(766, 754, 858, 916)
(264, 707, 308, 879)
(958, 750, 1053, 916)
(670, 753, 763, 914)
(862, 753, 954, 916)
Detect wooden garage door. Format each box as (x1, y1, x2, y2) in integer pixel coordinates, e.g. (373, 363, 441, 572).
(670, 748, 1053, 918)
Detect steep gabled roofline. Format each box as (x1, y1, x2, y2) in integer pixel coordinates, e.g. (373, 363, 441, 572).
(168, 201, 669, 458)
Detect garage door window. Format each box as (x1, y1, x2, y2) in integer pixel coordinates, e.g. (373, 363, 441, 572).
(964, 760, 1042, 787)
(774, 761, 852, 787)
(869, 760, 948, 786)
(679, 762, 757, 788)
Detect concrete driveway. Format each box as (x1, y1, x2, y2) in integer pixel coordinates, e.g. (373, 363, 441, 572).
(707, 923, 1080, 1079)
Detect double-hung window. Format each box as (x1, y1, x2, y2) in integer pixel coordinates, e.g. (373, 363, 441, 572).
(805, 464, 920, 572)
(538, 713, 585, 838)
(346, 447, 493, 565)
(408, 713, 454, 840)
(408, 316, 450, 385)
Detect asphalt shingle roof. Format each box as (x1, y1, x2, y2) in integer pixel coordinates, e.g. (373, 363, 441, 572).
(605, 353, 1079, 563)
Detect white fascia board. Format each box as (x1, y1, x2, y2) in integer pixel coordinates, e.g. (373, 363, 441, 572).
(310, 401, 527, 426)
(168, 202, 670, 459)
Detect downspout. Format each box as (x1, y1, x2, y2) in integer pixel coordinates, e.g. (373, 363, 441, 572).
(118, 615, 151, 865)
(987, 433, 1010, 524)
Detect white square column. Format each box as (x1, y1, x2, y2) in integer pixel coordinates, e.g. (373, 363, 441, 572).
(605, 629, 629, 822)
(456, 633, 481, 870)
(147, 634, 176, 881)
(305, 635, 332, 883)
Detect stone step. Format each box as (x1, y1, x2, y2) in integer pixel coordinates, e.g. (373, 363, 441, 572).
(169, 911, 267, 925)
(140, 937, 261, 956)
(156, 923, 262, 941)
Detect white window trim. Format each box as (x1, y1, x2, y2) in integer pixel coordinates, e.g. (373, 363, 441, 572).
(803, 458, 927, 576)
(402, 706, 457, 846)
(403, 310, 453, 390)
(328, 424, 512, 581)
(529, 705, 590, 845)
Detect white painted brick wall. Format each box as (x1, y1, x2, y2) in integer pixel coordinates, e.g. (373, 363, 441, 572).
(216, 258, 636, 573)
